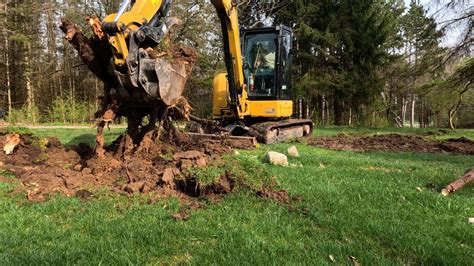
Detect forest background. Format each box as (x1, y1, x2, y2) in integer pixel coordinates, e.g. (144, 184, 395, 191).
(0, 0, 472, 128)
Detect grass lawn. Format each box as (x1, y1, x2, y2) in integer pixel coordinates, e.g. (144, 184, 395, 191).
(0, 127, 473, 264)
(314, 126, 474, 140)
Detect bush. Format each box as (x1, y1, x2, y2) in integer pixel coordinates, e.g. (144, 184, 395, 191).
(45, 97, 96, 124)
(7, 97, 97, 125)
(7, 106, 41, 125)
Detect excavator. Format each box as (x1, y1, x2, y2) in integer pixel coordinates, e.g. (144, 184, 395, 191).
(99, 0, 313, 144)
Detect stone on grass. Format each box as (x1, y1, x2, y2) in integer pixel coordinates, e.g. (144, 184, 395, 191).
(266, 151, 288, 167)
(287, 145, 299, 157)
(469, 217, 474, 224)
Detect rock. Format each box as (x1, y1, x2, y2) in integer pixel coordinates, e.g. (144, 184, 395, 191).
(195, 157, 207, 167)
(180, 159, 194, 170)
(173, 150, 205, 160)
(81, 168, 92, 175)
(75, 189, 93, 200)
(469, 217, 474, 224)
(3, 134, 20, 155)
(287, 146, 299, 157)
(124, 181, 146, 194)
(162, 167, 180, 185)
(73, 164, 82, 171)
(266, 151, 288, 167)
(63, 176, 81, 189)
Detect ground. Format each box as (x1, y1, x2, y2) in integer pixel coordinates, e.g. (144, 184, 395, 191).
(0, 126, 473, 264)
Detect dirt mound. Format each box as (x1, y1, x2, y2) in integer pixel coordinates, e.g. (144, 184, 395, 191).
(0, 132, 241, 202)
(308, 134, 474, 155)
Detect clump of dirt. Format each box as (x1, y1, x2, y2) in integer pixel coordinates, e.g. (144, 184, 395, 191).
(257, 188, 293, 204)
(308, 134, 474, 155)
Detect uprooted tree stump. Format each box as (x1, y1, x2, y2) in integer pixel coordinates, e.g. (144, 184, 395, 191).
(59, 16, 197, 157)
(441, 168, 474, 196)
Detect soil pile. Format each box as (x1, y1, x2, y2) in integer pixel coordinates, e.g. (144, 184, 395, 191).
(309, 134, 474, 155)
(0, 132, 242, 202)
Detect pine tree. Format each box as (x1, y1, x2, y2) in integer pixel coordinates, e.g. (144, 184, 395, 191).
(277, 0, 401, 125)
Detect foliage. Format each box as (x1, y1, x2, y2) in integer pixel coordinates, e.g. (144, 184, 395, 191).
(7, 106, 40, 125)
(277, 1, 405, 125)
(46, 97, 96, 124)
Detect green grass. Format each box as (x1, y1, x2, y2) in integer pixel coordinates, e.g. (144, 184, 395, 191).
(314, 126, 474, 140)
(0, 128, 473, 264)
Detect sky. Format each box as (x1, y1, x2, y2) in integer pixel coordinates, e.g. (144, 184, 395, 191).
(403, 0, 471, 47)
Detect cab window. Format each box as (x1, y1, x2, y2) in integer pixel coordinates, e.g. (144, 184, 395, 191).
(243, 33, 277, 98)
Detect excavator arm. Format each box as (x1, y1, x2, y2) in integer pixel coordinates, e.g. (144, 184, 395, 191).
(102, 0, 247, 114)
(210, 0, 246, 112)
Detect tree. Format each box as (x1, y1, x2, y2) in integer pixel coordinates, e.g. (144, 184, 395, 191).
(432, 57, 473, 129)
(399, 1, 444, 128)
(277, 0, 401, 125)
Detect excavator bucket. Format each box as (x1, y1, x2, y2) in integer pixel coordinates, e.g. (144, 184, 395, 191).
(136, 46, 195, 106)
(155, 58, 188, 106)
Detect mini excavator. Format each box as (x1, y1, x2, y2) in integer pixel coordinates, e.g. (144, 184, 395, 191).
(100, 0, 313, 144)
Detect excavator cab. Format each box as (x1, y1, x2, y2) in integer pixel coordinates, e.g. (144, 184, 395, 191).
(212, 25, 295, 120)
(242, 25, 293, 101)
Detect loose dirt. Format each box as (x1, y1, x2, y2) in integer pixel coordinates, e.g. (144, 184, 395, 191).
(0, 132, 241, 203)
(0, 131, 290, 215)
(309, 134, 474, 155)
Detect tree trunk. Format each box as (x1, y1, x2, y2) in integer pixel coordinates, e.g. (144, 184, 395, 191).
(25, 43, 35, 124)
(401, 97, 407, 127)
(442, 169, 474, 196)
(323, 96, 331, 125)
(333, 93, 344, 125)
(59, 17, 115, 87)
(318, 95, 324, 124)
(410, 94, 416, 128)
(46, 0, 58, 100)
(4, 3, 11, 118)
(5, 33, 11, 119)
(348, 107, 352, 125)
(448, 111, 455, 130)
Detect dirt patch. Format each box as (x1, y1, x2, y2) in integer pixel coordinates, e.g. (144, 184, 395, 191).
(0, 131, 303, 220)
(0, 132, 241, 203)
(257, 188, 292, 204)
(309, 134, 474, 155)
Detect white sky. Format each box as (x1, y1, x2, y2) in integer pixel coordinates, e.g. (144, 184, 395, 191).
(403, 0, 472, 47)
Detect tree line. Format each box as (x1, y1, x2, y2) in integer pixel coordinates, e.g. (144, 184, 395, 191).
(0, 0, 472, 128)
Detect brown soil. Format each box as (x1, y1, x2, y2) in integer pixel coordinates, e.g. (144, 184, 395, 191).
(0, 132, 238, 203)
(309, 134, 474, 155)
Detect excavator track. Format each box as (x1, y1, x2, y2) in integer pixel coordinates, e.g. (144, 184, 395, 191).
(184, 117, 313, 146)
(249, 119, 314, 144)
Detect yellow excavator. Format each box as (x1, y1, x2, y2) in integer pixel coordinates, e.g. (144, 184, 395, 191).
(100, 0, 313, 144)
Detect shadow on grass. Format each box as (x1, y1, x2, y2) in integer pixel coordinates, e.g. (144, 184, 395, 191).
(65, 134, 97, 147)
(65, 131, 124, 148)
